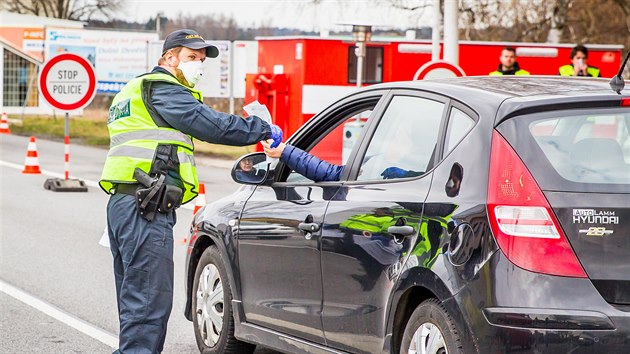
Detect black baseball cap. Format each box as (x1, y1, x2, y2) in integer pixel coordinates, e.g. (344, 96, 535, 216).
(162, 29, 219, 58)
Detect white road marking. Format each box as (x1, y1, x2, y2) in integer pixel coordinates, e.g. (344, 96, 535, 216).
(0, 160, 99, 187)
(0, 160, 195, 210)
(0, 279, 119, 349)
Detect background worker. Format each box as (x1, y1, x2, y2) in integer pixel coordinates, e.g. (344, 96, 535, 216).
(99, 29, 282, 354)
(489, 47, 530, 76)
(559, 45, 601, 77)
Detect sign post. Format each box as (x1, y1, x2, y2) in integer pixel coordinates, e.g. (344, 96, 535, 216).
(38, 53, 96, 192)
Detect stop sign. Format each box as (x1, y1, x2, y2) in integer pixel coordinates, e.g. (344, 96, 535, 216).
(413, 60, 466, 80)
(38, 53, 97, 111)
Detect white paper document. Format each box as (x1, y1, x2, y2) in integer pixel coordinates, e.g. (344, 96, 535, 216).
(243, 100, 272, 124)
(99, 225, 110, 248)
(243, 100, 279, 167)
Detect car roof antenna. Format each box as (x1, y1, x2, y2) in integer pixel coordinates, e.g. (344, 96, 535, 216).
(610, 50, 630, 94)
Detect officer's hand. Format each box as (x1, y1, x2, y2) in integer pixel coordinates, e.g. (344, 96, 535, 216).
(381, 167, 408, 179)
(262, 139, 285, 158)
(270, 124, 283, 148)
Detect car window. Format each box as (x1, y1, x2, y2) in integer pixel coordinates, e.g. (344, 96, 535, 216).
(356, 95, 445, 182)
(530, 112, 630, 185)
(285, 107, 374, 183)
(443, 107, 475, 155)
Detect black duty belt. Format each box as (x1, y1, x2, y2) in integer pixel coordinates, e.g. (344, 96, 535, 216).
(113, 183, 140, 196)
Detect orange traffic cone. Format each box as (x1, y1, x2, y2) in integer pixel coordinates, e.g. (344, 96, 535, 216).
(0, 113, 10, 134)
(22, 136, 42, 174)
(193, 183, 207, 214)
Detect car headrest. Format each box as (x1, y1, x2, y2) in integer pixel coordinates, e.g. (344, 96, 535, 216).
(572, 138, 625, 169)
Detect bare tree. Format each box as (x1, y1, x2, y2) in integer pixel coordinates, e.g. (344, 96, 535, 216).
(1, 0, 123, 20)
(164, 13, 245, 41)
(546, 0, 570, 43)
(612, 0, 630, 32)
(384, 0, 629, 49)
(561, 0, 630, 50)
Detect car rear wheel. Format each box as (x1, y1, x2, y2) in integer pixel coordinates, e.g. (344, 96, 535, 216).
(401, 298, 464, 354)
(192, 246, 255, 354)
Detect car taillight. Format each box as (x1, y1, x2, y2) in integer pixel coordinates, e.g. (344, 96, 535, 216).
(621, 97, 630, 106)
(487, 130, 586, 278)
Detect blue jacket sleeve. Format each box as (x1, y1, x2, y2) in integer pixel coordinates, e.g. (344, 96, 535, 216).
(280, 144, 344, 182)
(150, 81, 271, 146)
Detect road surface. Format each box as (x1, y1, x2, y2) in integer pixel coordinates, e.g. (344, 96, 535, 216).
(0, 134, 279, 354)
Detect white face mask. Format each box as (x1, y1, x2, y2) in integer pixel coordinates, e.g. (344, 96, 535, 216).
(177, 60, 204, 87)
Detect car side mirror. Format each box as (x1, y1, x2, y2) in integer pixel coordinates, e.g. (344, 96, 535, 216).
(231, 152, 270, 185)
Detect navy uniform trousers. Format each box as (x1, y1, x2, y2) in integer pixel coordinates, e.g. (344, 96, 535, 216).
(107, 193, 176, 354)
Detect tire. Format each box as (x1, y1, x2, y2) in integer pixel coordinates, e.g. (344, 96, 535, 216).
(192, 246, 255, 354)
(401, 298, 464, 354)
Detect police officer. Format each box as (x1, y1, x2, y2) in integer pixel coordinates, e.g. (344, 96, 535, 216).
(99, 29, 282, 354)
(559, 45, 601, 77)
(489, 47, 530, 76)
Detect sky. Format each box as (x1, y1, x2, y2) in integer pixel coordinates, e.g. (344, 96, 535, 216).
(120, 0, 434, 32)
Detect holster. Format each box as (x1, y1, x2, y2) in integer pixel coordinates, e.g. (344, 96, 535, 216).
(133, 144, 184, 222)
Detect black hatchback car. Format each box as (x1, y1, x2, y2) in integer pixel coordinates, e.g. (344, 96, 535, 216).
(184, 76, 630, 354)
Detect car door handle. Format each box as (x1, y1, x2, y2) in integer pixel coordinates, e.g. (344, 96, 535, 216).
(387, 225, 415, 236)
(298, 222, 320, 233)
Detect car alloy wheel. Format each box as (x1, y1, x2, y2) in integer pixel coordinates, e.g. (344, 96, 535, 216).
(196, 263, 224, 347)
(408, 322, 447, 354)
(401, 299, 463, 354)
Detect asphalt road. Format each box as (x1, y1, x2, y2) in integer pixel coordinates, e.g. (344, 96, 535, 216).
(0, 134, 279, 354)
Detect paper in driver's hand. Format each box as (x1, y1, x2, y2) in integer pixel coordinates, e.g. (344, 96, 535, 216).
(243, 100, 272, 124)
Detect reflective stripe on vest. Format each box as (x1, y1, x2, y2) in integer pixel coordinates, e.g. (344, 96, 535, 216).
(100, 72, 202, 204)
(110, 129, 193, 148)
(108, 145, 196, 167)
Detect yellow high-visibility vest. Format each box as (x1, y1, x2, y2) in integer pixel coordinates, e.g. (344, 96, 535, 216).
(100, 72, 202, 204)
(558, 65, 600, 77)
(489, 69, 530, 76)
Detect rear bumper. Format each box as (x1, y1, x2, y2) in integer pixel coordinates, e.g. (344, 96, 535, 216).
(482, 307, 629, 352)
(453, 251, 630, 353)
(477, 316, 629, 353)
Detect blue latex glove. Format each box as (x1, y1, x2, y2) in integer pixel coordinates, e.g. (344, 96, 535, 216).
(269, 124, 283, 148)
(381, 167, 408, 179)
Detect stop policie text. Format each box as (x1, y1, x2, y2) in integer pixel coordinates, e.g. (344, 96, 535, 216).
(53, 70, 83, 94)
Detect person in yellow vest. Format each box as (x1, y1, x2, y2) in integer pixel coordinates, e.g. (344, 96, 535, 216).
(489, 47, 530, 76)
(559, 45, 601, 77)
(99, 29, 282, 354)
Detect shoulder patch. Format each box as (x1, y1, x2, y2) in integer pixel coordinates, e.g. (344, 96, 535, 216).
(108, 99, 131, 123)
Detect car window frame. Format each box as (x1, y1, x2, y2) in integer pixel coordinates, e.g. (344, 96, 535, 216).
(271, 89, 391, 187)
(343, 89, 452, 185)
(441, 101, 479, 160)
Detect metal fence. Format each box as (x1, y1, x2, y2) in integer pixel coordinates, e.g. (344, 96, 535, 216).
(2, 47, 39, 108)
